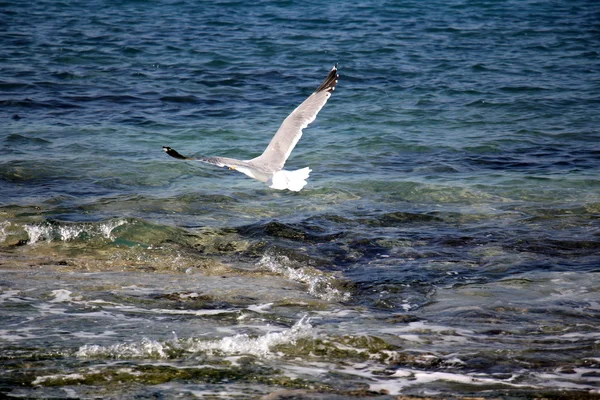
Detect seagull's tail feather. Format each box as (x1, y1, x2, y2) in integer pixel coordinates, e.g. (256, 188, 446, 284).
(269, 167, 311, 192)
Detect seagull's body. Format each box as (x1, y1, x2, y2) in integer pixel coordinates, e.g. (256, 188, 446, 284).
(163, 65, 339, 192)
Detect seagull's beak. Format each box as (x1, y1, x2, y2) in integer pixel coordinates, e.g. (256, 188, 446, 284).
(229, 166, 236, 171)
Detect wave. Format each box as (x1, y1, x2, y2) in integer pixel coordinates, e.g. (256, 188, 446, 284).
(0, 98, 81, 109)
(5, 133, 52, 145)
(257, 252, 351, 302)
(23, 219, 127, 244)
(0, 221, 11, 245)
(159, 95, 201, 103)
(76, 316, 314, 359)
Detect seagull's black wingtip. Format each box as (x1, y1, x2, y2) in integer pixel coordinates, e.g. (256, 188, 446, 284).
(163, 146, 189, 160)
(316, 64, 339, 94)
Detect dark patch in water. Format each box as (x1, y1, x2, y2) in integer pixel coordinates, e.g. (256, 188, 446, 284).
(363, 211, 443, 227)
(507, 237, 600, 258)
(159, 95, 201, 104)
(0, 98, 81, 109)
(238, 221, 344, 244)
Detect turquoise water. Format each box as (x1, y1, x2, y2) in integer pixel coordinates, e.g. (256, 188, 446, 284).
(1, 1, 600, 398)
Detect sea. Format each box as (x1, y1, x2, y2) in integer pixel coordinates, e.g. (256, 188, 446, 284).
(1, 0, 599, 398)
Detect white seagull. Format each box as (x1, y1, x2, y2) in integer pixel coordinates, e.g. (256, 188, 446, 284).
(163, 65, 339, 192)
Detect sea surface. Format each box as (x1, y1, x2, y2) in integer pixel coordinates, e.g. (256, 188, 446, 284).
(1, 0, 600, 398)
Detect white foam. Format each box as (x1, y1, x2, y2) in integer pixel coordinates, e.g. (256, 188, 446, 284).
(0, 221, 10, 243)
(58, 225, 85, 241)
(559, 331, 600, 340)
(381, 321, 474, 338)
(396, 334, 425, 343)
(33, 373, 85, 386)
(76, 316, 314, 360)
(146, 307, 238, 317)
(77, 337, 168, 359)
(24, 219, 127, 244)
(247, 303, 273, 313)
(72, 330, 117, 339)
(50, 289, 78, 303)
(281, 363, 331, 379)
(186, 315, 314, 357)
(535, 368, 600, 390)
(0, 289, 23, 303)
(368, 368, 529, 394)
(314, 308, 361, 317)
(177, 292, 200, 300)
(257, 253, 350, 302)
(99, 219, 127, 239)
(25, 224, 50, 244)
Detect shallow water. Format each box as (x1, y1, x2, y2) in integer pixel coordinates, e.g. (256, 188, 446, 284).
(1, 0, 600, 398)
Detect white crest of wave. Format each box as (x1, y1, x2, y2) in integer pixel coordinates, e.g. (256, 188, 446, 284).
(0, 221, 11, 243)
(24, 219, 127, 244)
(24, 224, 49, 244)
(187, 316, 313, 357)
(76, 316, 314, 359)
(257, 253, 350, 302)
(76, 337, 169, 359)
(49, 289, 77, 303)
(368, 368, 535, 394)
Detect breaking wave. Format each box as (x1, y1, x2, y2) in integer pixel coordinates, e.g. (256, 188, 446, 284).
(24, 219, 127, 244)
(76, 316, 314, 359)
(257, 252, 351, 302)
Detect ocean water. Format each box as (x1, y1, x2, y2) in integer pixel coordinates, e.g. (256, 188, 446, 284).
(1, 0, 600, 398)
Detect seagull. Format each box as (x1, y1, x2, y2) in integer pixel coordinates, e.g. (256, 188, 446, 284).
(163, 65, 339, 192)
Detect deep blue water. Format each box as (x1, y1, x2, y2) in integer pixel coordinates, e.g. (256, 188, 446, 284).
(1, 1, 600, 398)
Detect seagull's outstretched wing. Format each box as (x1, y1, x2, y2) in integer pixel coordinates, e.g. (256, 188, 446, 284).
(249, 65, 339, 172)
(162, 146, 244, 169)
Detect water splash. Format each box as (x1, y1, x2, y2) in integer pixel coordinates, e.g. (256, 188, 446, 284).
(186, 315, 314, 358)
(24, 219, 127, 244)
(0, 221, 11, 244)
(257, 253, 351, 302)
(76, 316, 314, 360)
(76, 337, 169, 359)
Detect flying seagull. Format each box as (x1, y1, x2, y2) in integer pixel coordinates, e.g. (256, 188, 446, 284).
(163, 65, 339, 192)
